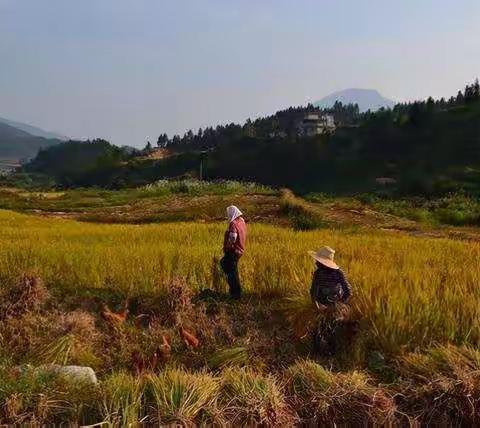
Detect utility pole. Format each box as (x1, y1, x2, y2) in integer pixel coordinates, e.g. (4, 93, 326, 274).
(199, 151, 208, 180)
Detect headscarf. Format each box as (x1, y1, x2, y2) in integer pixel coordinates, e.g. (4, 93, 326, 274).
(226, 205, 243, 222)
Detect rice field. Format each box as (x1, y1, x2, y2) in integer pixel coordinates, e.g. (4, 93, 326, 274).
(1, 209, 479, 353)
(1, 207, 480, 424)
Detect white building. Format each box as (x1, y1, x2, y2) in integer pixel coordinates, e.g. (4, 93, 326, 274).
(297, 112, 335, 136)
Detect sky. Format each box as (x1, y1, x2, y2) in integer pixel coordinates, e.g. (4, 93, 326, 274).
(1, 0, 479, 147)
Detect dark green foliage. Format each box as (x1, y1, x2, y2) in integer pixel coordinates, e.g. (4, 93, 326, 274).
(161, 102, 358, 152)
(24, 139, 128, 187)
(368, 193, 480, 227)
(15, 80, 480, 197)
(148, 81, 480, 196)
(198, 98, 480, 196)
(280, 190, 327, 230)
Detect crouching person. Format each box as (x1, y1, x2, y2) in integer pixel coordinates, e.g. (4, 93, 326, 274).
(309, 246, 352, 356)
(220, 205, 247, 300)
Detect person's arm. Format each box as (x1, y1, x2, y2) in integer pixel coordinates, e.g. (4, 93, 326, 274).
(224, 223, 238, 251)
(310, 270, 326, 310)
(339, 270, 352, 302)
(310, 272, 316, 301)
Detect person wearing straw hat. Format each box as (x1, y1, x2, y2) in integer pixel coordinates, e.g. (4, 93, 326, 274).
(220, 205, 247, 299)
(309, 246, 352, 356)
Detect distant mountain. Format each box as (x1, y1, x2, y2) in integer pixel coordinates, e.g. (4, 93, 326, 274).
(0, 116, 67, 140)
(314, 88, 396, 112)
(0, 121, 61, 164)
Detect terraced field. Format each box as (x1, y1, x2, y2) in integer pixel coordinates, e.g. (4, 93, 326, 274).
(1, 190, 480, 424)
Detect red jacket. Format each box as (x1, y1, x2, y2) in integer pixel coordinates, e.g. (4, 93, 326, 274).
(223, 217, 247, 256)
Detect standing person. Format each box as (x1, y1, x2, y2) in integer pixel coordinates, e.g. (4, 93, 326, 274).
(220, 205, 247, 299)
(309, 246, 352, 356)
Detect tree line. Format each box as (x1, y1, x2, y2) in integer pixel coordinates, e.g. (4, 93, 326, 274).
(143, 79, 479, 155)
(11, 79, 480, 195)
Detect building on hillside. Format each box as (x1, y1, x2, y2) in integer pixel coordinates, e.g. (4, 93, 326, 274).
(268, 130, 287, 139)
(375, 177, 397, 186)
(273, 109, 336, 138)
(297, 112, 336, 136)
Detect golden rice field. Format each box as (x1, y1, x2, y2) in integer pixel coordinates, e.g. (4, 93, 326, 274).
(1, 208, 480, 355)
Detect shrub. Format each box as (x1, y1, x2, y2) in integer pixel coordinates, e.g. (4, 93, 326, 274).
(280, 189, 326, 230)
(142, 179, 272, 196)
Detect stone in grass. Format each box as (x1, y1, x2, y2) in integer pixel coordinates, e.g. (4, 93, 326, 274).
(36, 365, 98, 385)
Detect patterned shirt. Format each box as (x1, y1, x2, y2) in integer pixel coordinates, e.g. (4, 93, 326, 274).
(310, 263, 352, 305)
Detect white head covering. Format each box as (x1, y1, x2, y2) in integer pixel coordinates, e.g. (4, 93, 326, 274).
(226, 205, 243, 222)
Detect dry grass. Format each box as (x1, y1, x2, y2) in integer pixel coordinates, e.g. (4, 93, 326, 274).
(146, 368, 219, 425)
(395, 345, 480, 424)
(220, 367, 294, 426)
(1, 209, 477, 354)
(0, 366, 100, 425)
(101, 372, 144, 426)
(0, 207, 479, 425)
(286, 359, 396, 425)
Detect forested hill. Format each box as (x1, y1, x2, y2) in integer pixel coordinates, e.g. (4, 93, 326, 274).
(204, 100, 480, 195)
(13, 80, 480, 196)
(0, 122, 60, 161)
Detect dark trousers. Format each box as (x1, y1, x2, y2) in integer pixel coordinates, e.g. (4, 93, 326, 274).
(220, 251, 241, 298)
(312, 317, 339, 356)
(312, 303, 349, 356)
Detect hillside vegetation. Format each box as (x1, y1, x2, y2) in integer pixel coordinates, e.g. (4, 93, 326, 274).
(10, 80, 480, 196)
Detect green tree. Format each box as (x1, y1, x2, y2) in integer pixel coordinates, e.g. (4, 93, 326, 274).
(157, 133, 168, 147)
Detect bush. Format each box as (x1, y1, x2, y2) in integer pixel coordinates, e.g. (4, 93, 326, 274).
(141, 178, 272, 196)
(280, 189, 327, 230)
(436, 207, 480, 226)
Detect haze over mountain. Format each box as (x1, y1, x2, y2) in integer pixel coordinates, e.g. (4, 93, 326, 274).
(314, 89, 396, 112)
(0, 117, 67, 140)
(0, 121, 61, 165)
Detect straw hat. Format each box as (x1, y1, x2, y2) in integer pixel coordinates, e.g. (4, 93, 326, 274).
(308, 246, 339, 269)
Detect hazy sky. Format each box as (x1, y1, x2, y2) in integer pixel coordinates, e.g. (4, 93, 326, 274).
(1, 0, 479, 147)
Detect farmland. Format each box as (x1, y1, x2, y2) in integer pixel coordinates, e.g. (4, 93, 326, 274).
(1, 183, 480, 425)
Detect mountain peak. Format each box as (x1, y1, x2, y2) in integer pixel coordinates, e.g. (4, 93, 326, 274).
(0, 116, 67, 140)
(314, 88, 395, 112)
